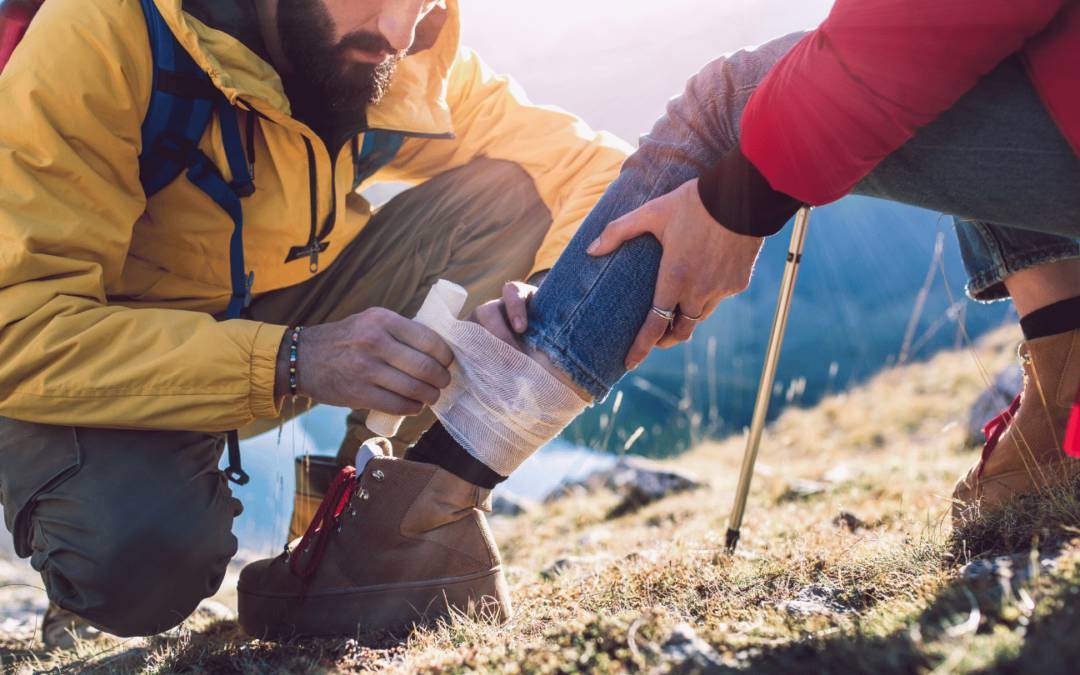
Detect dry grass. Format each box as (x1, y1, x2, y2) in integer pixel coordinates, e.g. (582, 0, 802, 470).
(6, 323, 1080, 674)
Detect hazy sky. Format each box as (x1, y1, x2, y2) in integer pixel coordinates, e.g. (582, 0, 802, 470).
(459, 0, 836, 143)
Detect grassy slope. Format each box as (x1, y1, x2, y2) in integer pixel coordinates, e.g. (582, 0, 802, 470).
(6, 323, 1080, 674)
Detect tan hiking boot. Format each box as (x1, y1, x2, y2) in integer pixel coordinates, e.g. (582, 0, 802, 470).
(288, 454, 343, 541)
(953, 327, 1080, 522)
(41, 602, 102, 651)
(238, 442, 511, 638)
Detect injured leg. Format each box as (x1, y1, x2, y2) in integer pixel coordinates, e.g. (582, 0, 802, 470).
(369, 281, 591, 486)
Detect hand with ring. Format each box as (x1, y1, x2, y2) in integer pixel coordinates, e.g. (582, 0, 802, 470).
(586, 178, 764, 370)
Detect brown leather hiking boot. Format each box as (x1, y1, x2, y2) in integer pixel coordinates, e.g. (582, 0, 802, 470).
(953, 327, 1080, 522)
(238, 442, 511, 638)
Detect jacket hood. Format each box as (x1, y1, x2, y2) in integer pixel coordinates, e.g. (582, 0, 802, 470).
(154, 0, 458, 137)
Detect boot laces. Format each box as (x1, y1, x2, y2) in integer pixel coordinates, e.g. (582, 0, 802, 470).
(289, 465, 359, 601)
(978, 393, 1022, 479)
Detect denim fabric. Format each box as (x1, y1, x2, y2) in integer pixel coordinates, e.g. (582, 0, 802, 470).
(524, 33, 1080, 400)
(852, 56, 1080, 301)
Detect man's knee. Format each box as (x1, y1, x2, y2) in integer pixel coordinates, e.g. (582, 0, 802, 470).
(9, 425, 242, 637)
(36, 500, 239, 637)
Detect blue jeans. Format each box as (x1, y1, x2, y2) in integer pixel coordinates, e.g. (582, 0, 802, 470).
(523, 33, 1080, 400)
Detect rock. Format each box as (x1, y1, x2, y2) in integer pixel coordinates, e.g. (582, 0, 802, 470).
(662, 622, 724, 670)
(823, 464, 854, 483)
(539, 554, 609, 580)
(195, 599, 236, 621)
(490, 492, 536, 517)
(622, 549, 661, 564)
(577, 528, 612, 548)
(965, 364, 1024, 447)
(960, 549, 1061, 594)
(549, 457, 701, 501)
(833, 511, 866, 531)
(548, 456, 702, 518)
(775, 585, 855, 617)
(777, 479, 827, 502)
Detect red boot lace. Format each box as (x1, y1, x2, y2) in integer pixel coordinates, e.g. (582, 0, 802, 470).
(288, 465, 359, 601)
(978, 393, 1022, 479)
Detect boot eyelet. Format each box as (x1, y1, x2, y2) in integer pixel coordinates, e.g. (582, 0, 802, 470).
(1021, 353, 1033, 365)
(372, 470, 385, 481)
(361, 491, 370, 501)
(350, 509, 356, 517)
(357, 488, 369, 500)
(337, 525, 342, 532)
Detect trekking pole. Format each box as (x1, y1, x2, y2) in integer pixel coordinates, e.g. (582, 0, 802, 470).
(725, 206, 812, 553)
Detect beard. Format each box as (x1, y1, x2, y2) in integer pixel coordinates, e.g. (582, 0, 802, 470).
(276, 0, 403, 119)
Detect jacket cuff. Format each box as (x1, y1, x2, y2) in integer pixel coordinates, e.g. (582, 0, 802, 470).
(696, 142, 805, 238)
(249, 322, 288, 419)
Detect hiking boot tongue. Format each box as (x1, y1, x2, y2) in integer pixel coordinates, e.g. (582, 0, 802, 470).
(237, 455, 511, 638)
(355, 437, 389, 470)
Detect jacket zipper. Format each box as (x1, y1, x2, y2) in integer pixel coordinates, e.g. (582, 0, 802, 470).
(238, 98, 455, 273)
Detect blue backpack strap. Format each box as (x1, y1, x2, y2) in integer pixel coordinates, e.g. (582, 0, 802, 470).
(352, 131, 406, 190)
(135, 0, 217, 197)
(135, 0, 255, 485)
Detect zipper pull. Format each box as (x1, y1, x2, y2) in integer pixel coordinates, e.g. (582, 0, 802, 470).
(309, 246, 319, 274)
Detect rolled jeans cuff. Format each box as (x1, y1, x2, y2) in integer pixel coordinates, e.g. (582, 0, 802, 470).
(956, 217, 1080, 302)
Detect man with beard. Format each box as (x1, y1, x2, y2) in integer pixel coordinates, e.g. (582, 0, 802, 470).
(0, 0, 628, 643)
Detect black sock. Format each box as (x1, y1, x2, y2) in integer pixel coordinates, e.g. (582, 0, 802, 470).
(404, 421, 506, 489)
(1019, 296, 1080, 341)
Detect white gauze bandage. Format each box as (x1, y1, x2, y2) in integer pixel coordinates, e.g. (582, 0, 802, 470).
(368, 280, 589, 476)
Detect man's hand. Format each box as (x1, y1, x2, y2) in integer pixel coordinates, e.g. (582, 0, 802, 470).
(275, 308, 454, 416)
(585, 178, 764, 370)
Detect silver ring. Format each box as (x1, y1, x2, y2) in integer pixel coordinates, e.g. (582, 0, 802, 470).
(679, 311, 704, 322)
(651, 305, 677, 323)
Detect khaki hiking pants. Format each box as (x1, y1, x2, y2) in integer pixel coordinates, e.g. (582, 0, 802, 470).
(0, 159, 551, 637)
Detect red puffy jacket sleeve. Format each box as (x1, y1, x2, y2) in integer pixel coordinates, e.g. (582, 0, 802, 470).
(741, 0, 1072, 207)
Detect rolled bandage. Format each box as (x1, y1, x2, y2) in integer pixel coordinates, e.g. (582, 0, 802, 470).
(367, 281, 468, 438)
(369, 280, 589, 477)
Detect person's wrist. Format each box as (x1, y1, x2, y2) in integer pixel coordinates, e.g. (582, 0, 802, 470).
(274, 329, 292, 398)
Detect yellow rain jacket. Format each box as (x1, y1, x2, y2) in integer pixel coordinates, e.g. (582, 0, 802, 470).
(0, 0, 631, 432)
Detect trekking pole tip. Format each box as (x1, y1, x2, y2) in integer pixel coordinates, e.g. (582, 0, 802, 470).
(724, 528, 740, 553)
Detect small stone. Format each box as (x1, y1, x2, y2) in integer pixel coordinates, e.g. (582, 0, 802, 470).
(662, 623, 723, 669)
(775, 584, 855, 617)
(823, 464, 854, 483)
(547, 457, 702, 509)
(540, 554, 609, 580)
(778, 479, 827, 502)
(833, 510, 866, 531)
(196, 600, 236, 621)
(622, 549, 660, 564)
(490, 492, 536, 517)
(577, 528, 612, 548)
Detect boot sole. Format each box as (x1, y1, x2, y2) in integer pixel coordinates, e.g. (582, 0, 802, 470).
(237, 567, 511, 639)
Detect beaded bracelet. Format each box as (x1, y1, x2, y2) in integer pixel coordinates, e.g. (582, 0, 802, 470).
(289, 326, 305, 400)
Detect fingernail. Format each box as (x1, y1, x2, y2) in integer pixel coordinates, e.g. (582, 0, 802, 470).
(626, 360, 640, 371)
(585, 239, 599, 255)
(514, 318, 525, 332)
